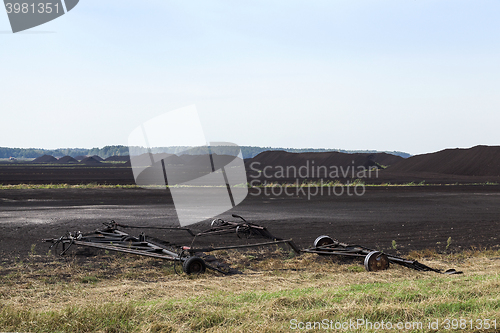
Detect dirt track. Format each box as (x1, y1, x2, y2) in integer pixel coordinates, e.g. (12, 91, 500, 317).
(1, 186, 499, 259)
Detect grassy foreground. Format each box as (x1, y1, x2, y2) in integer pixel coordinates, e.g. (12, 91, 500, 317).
(0, 248, 499, 332)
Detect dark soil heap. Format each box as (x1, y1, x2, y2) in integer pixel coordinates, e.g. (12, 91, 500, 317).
(57, 156, 78, 164)
(387, 145, 500, 177)
(80, 156, 102, 165)
(105, 155, 130, 162)
(32, 155, 58, 163)
(245, 151, 403, 182)
(130, 153, 173, 167)
(179, 155, 198, 163)
(74, 155, 87, 161)
(247, 151, 402, 169)
(162, 154, 185, 165)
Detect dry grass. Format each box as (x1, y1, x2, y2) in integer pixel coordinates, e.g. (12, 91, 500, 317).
(0, 248, 499, 332)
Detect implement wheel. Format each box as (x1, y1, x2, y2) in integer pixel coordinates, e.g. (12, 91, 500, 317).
(313, 235, 336, 255)
(313, 235, 335, 256)
(364, 251, 389, 272)
(313, 235, 334, 248)
(182, 256, 206, 275)
(236, 225, 252, 239)
(211, 219, 225, 228)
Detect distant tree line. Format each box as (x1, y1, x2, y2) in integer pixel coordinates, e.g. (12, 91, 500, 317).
(0, 145, 129, 159)
(130, 146, 411, 159)
(1, 145, 411, 159)
(239, 147, 411, 159)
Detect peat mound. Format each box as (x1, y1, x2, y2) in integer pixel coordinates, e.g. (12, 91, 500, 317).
(367, 153, 404, 166)
(32, 155, 57, 163)
(247, 150, 402, 169)
(245, 151, 403, 181)
(74, 155, 87, 161)
(105, 155, 130, 162)
(90, 155, 104, 161)
(130, 153, 240, 168)
(179, 154, 198, 163)
(162, 154, 185, 165)
(80, 156, 102, 165)
(387, 145, 500, 177)
(57, 156, 78, 163)
(130, 153, 174, 167)
(212, 153, 241, 169)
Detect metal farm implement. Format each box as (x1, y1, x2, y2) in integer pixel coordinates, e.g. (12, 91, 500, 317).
(303, 235, 461, 274)
(44, 215, 461, 275)
(45, 221, 218, 275)
(44, 215, 299, 275)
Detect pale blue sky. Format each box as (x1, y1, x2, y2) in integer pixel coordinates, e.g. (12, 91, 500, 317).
(1, 0, 499, 154)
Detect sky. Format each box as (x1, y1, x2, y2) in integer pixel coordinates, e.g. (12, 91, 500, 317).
(1, 0, 499, 155)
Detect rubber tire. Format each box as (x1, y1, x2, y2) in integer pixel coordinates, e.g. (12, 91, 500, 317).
(182, 256, 206, 275)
